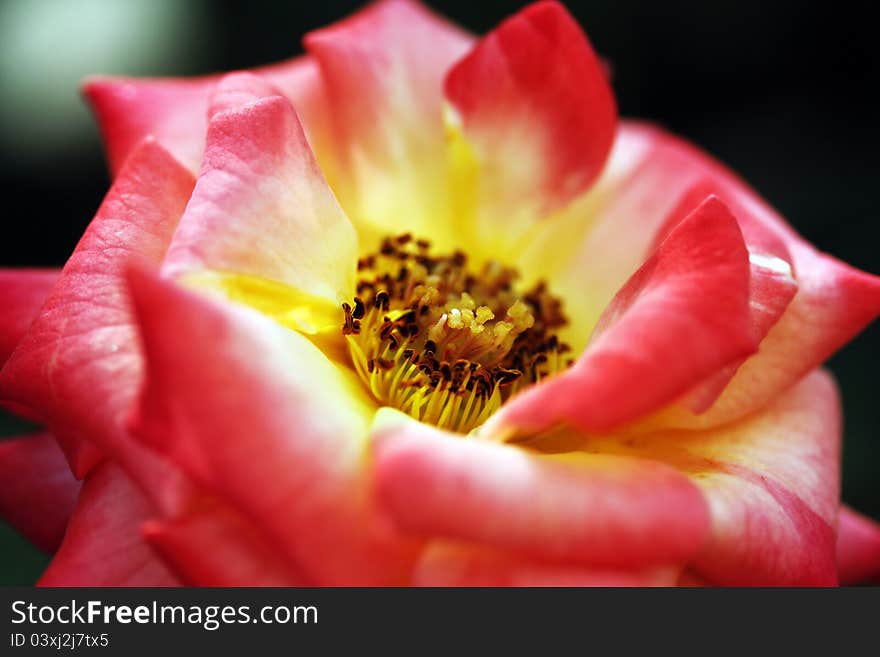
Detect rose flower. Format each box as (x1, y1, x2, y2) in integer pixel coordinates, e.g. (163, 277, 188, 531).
(1, 0, 879, 586)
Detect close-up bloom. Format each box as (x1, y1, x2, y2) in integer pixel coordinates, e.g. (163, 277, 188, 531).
(1, 0, 879, 586)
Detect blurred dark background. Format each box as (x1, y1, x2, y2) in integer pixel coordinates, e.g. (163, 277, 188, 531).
(1, 0, 878, 584)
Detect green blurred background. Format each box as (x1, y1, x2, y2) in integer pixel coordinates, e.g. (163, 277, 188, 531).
(1, 0, 877, 584)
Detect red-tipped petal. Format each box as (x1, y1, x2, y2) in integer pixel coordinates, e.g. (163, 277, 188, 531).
(0, 139, 195, 480)
(488, 195, 755, 436)
(530, 369, 842, 585)
(837, 505, 880, 585)
(129, 270, 418, 585)
(162, 72, 358, 307)
(39, 464, 179, 586)
(0, 269, 59, 367)
(83, 75, 217, 176)
(445, 1, 616, 222)
(82, 55, 329, 176)
(670, 245, 880, 427)
(689, 371, 841, 585)
(373, 411, 709, 570)
(413, 542, 677, 587)
(304, 0, 473, 241)
(656, 184, 798, 412)
(565, 123, 880, 429)
(0, 432, 79, 552)
(143, 499, 305, 586)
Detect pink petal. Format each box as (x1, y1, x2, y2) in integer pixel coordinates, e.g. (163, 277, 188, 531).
(512, 369, 841, 585)
(0, 139, 194, 481)
(161, 72, 358, 307)
(445, 1, 616, 222)
(0, 431, 80, 552)
(83, 55, 330, 176)
(576, 369, 841, 585)
(413, 542, 678, 586)
(0, 269, 59, 367)
(373, 411, 709, 570)
(837, 505, 880, 585)
(486, 195, 756, 436)
(128, 269, 419, 585)
(668, 244, 880, 428)
(304, 0, 473, 241)
(655, 183, 799, 413)
(39, 464, 179, 586)
(557, 121, 880, 430)
(143, 499, 305, 586)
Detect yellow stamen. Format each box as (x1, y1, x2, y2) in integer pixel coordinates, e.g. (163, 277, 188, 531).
(342, 234, 573, 434)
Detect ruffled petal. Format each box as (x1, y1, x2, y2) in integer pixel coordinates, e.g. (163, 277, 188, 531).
(837, 505, 880, 585)
(652, 183, 798, 412)
(162, 72, 358, 319)
(0, 432, 80, 552)
(485, 195, 755, 437)
(0, 269, 59, 367)
(546, 369, 840, 585)
(304, 0, 473, 246)
(553, 122, 880, 430)
(0, 139, 194, 479)
(656, 244, 880, 429)
(689, 371, 840, 585)
(128, 269, 418, 585)
(83, 74, 217, 176)
(143, 498, 305, 586)
(83, 55, 331, 176)
(373, 410, 709, 570)
(39, 464, 179, 586)
(444, 1, 615, 235)
(413, 542, 677, 586)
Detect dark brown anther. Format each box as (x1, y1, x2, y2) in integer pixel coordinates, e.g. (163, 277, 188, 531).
(496, 368, 523, 386)
(376, 290, 390, 311)
(342, 302, 355, 334)
(367, 358, 376, 373)
(380, 238, 395, 256)
(352, 297, 366, 320)
(396, 266, 409, 282)
(376, 358, 394, 370)
(416, 239, 430, 250)
(424, 340, 436, 354)
(396, 233, 412, 245)
(402, 348, 415, 362)
(440, 362, 452, 381)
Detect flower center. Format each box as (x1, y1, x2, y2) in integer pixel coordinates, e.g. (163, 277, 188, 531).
(342, 234, 572, 433)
